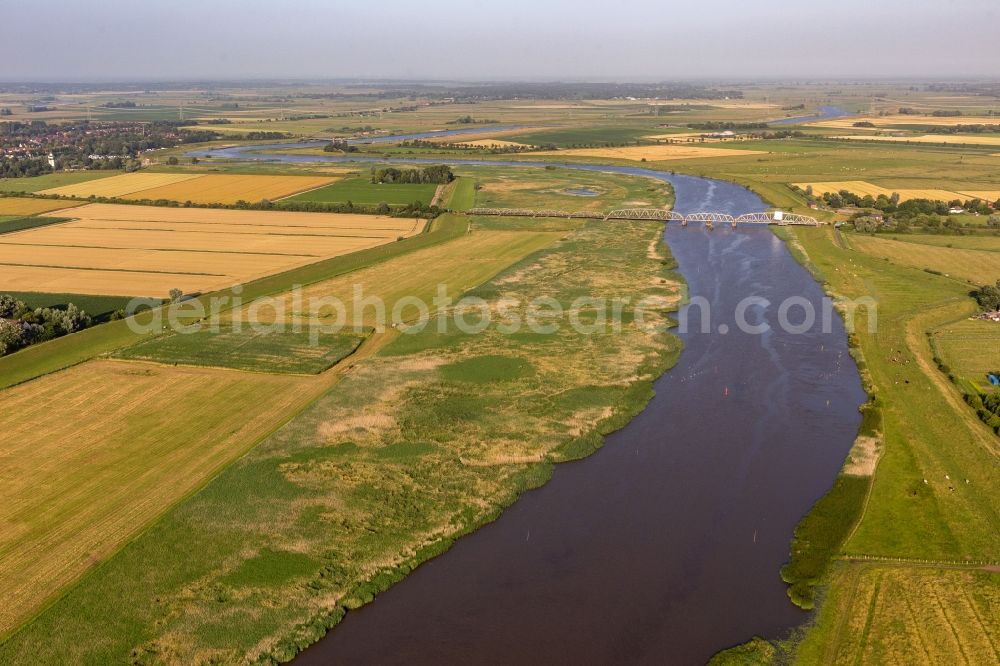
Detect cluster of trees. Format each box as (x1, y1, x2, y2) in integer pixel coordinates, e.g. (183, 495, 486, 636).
(232, 131, 290, 141)
(964, 387, 1000, 434)
(0, 108, 11, 116)
(926, 124, 1000, 135)
(975, 280, 1000, 311)
(399, 139, 550, 154)
(0, 294, 93, 356)
(447, 116, 500, 125)
(371, 165, 453, 184)
(812, 188, 997, 215)
(102, 101, 137, 108)
(853, 121, 876, 128)
(688, 122, 769, 130)
(323, 139, 359, 153)
(0, 155, 52, 178)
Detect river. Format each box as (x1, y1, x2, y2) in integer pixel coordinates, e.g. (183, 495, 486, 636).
(189, 145, 867, 664)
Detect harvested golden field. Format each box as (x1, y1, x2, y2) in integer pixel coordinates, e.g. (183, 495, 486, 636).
(793, 180, 967, 202)
(0, 197, 82, 216)
(847, 234, 1000, 284)
(810, 115, 1000, 129)
(957, 190, 1000, 201)
(0, 359, 321, 635)
(833, 134, 1000, 147)
(120, 174, 337, 204)
(537, 144, 767, 162)
(0, 204, 423, 297)
(242, 229, 562, 327)
(41, 173, 336, 204)
(39, 172, 201, 198)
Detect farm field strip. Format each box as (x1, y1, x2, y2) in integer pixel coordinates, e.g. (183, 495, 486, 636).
(39, 173, 338, 204)
(69, 219, 418, 235)
(809, 115, 1000, 129)
(0, 204, 421, 297)
(39, 172, 201, 198)
(847, 234, 1000, 284)
(793, 180, 968, 202)
(46, 203, 420, 230)
(241, 229, 563, 327)
(833, 134, 1000, 147)
(803, 564, 1000, 664)
(0, 198, 82, 216)
(0, 359, 326, 635)
(934, 319, 1000, 385)
(535, 144, 768, 162)
(121, 174, 337, 204)
(0, 245, 318, 275)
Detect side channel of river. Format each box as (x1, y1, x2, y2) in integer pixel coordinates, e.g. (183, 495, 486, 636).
(189, 145, 867, 664)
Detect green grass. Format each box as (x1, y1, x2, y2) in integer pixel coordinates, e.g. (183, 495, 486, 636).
(1, 292, 137, 321)
(509, 126, 656, 146)
(461, 164, 674, 212)
(114, 328, 365, 374)
(932, 318, 1000, 387)
(444, 176, 476, 211)
(0, 171, 113, 193)
(780, 475, 871, 609)
(792, 227, 999, 560)
(0, 216, 71, 235)
(708, 636, 781, 665)
(438, 355, 534, 383)
(283, 176, 438, 206)
(882, 232, 1000, 252)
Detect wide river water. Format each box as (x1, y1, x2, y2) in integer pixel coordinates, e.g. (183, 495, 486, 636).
(191, 144, 868, 664)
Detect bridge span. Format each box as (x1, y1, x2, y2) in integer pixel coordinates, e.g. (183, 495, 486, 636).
(466, 207, 821, 228)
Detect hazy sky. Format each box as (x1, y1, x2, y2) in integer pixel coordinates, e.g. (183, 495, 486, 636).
(4, 0, 999, 81)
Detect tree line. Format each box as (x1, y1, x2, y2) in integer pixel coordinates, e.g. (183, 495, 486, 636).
(370, 165, 453, 184)
(0, 294, 93, 357)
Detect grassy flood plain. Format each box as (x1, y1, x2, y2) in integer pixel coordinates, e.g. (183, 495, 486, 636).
(0, 212, 683, 663)
(717, 225, 1000, 663)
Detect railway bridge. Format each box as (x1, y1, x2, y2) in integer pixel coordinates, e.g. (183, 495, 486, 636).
(466, 208, 821, 228)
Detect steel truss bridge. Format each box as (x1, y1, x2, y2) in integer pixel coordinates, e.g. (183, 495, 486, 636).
(466, 208, 820, 228)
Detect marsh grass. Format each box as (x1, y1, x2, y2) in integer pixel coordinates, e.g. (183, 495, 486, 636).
(0, 216, 683, 663)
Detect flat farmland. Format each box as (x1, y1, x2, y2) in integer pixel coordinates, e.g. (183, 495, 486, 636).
(0, 198, 82, 216)
(0, 204, 424, 297)
(0, 359, 321, 636)
(846, 234, 1000, 284)
(115, 329, 366, 374)
(40, 173, 337, 204)
(284, 177, 437, 206)
(798, 564, 1000, 664)
(794, 180, 967, 202)
(121, 174, 336, 204)
(242, 228, 562, 327)
(810, 115, 1000, 129)
(934, 318, 1000, 386)
(536, 144, 767, 162)
(39, 172, 201, 197)
(833, 134, 1000, 148)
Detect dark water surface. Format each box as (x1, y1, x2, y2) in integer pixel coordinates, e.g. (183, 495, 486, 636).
(188, 145, 866, 664)
(769, 105, 853, 125)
